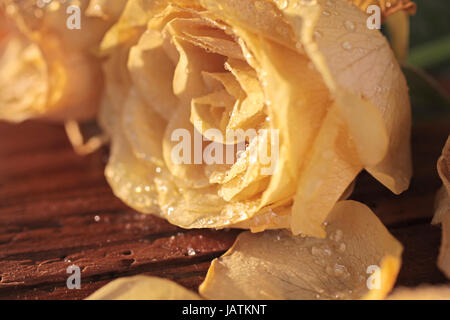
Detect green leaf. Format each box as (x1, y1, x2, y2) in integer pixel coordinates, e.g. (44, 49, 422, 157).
(407, 36, 450, 69)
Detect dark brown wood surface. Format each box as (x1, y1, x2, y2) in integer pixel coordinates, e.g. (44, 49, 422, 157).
(0, 118, 449, 300)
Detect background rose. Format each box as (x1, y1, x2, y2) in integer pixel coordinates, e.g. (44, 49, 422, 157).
(101, 0, 412, 237)
(0, 0, 126, 122)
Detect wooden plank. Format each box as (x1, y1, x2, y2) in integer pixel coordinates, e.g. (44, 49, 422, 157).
(0, 119, 448, 300)
(0, 121, 240, 299)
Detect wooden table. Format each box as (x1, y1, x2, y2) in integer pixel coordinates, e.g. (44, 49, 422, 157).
(0, 118, 449, 299)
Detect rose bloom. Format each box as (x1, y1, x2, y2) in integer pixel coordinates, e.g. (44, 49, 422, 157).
(0, 0, 126, 122)
(100, 0, 412, 237)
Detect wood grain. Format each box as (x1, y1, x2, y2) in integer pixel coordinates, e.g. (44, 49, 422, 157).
(0, 119, 448, 300)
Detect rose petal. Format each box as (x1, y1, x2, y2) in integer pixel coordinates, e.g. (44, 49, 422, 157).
(433, 136, 450, 279)
(0, 26, 48, 122)
(86, 275, 201, 300)
(278, 0, 411, 194)
(105, 124, 161, 216)
(291, 104, 362, 237)
(200, 200, 403, 300)
(128, 29, 179, 122)
(122, 89, 166, 166)
(0, 0, 123, 122)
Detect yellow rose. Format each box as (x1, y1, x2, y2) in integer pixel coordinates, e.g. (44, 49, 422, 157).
(101, 0, 412, 238)
(0, 0, 126, 122)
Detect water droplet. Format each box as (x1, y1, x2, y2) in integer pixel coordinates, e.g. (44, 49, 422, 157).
(261, 79, 268, 87)
(255, 0, 265, 11)
(311, 246, 321, 256)
(313, 30, 323, 39)
(334, 263, 347, 277)
(48, 1, 60, 11)
(326, 265, 334, 275)
(331, 229, 343, 242)
(341, 41, 352, 50)
(34, 8, 44, 18)
(36, 0, 45, 9)
(279, 0, 289, 10)
(344, 20, 355, 31)
(326, 0, 336, 8)
(6, 4, 17, 15)
(187, 247, 196, 256)
(300, 0, 316, 6)
(94, 215, 100, 222)
(158, 184, 168, 193)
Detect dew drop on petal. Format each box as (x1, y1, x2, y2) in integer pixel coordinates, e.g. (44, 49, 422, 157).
(279, 0, 289, 10)
(255, 0, 265, 11)
(313, 30, 323, 39)
(326, 0, 336, 8)
(344, 20, 355, 31)
(342, 41, 352, 50)
(311, 246, 321, 256)
(334, 263, 347, 277)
